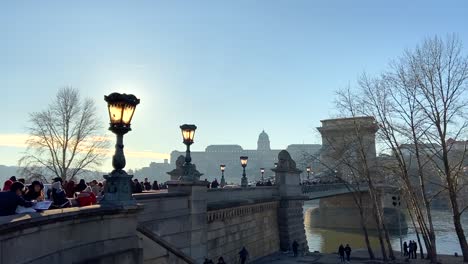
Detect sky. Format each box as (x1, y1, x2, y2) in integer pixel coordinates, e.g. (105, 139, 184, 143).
(1, 0, 468, 171)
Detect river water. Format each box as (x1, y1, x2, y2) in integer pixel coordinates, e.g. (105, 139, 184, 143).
(304, 201, 468, 255)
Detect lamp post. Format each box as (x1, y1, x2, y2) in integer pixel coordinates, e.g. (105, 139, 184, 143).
(274, 162, 278, 168)
(240, 156, 248, 187)
(306, 166, 311, 181)
(102, 92, 140, 206)
(260, 168, 265, 183)
(179, 124, 202, 181)
(220, 164, 226, 187)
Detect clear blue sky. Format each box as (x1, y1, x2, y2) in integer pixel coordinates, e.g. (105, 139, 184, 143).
(1, 0, 468, 170)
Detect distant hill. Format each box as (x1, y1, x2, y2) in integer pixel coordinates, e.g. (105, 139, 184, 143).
(0, 165, 106, 184)
(0, 165, 21, 182)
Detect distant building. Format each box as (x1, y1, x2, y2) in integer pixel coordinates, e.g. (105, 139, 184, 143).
(133, 159, 172, 182)
(170, 131, 321, 184)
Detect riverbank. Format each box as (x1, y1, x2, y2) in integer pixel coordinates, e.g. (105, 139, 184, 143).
(252, 251, 465, 264)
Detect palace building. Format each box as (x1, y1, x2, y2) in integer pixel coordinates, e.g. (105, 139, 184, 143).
(170, 131, 321, 184)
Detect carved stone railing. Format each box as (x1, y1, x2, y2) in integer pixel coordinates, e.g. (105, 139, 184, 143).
(207, 201, 278, 223)
(205, 186, 279, 204)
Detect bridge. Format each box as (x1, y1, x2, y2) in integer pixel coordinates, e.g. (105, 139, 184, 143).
(0, 150, 401, 264)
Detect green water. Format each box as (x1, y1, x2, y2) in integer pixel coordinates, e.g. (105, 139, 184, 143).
(304, 202, 468, 255)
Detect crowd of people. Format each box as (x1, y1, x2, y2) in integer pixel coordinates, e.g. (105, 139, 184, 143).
(131, 178, 167, 193)
(0, 176, 104, 216)
(403, 240, 419, 259)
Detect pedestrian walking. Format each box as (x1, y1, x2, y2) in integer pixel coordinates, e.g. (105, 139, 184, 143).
(403, 241, 408, 256)
(344, 244, 352, 262)
(239, 246, 249, 264)
(338, 244, 345, 263)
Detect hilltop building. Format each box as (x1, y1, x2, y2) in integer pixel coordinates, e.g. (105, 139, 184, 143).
(170, 131, 321, 184)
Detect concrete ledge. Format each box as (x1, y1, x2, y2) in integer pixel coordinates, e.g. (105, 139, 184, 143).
(207, 198, 278, 211)
(133, 191, 189, 200)
(0, 204, 141, 235)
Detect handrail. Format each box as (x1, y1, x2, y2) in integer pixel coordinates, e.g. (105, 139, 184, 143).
(136, 225, 197, 264)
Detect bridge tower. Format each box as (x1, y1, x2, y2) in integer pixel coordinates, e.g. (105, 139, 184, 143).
(317, 116, 378, 179)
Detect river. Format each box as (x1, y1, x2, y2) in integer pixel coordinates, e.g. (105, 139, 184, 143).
(304, 201, 468, 255)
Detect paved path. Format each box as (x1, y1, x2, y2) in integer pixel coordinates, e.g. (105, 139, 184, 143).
(251, 251, 464, 264)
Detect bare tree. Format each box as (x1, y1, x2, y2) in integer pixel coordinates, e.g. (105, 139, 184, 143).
(335, 89, 395, 261)
(19, 87, 108, 182)
(408, 35, 468, 262)
(357, 73, 438, 262)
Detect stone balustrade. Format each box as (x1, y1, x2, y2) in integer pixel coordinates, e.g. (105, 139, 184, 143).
(0, 205, 142, 264)
(206, 186, 279, 206)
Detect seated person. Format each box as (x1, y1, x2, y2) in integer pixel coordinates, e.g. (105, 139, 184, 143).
(0, 182, 34, 216)
(24, 181, 45, 201)
(76, 186, 97, 207)
(51, 181, 71, 208)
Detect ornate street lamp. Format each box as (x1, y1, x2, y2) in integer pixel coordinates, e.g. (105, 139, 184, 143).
(240, 156, 248, 187)
(102, 92, 140, 206)
(274, 162, 278, 168)
(220, 164, 226, 187)
(306, 166, 311, 181)
(260, 168, 265, 183)
(179, 124, 202, 181)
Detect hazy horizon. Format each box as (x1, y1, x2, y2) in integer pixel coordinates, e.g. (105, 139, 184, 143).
(2, 0, 468, 170)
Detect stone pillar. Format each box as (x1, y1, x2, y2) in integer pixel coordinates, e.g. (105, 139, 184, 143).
(273, 150, 308, 253)
(167, 180, 207, 263)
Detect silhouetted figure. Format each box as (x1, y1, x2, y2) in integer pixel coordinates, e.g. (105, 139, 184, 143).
(413, 240, 418, 259)
(239, 246, 249, 264)
(217, 256, 226, 264)
(205, 179, 210, 188)
(211, 179, 219, 188)
(203, 258, 214, 264)
(65, 180, 76, 198)
(133, 179, 143, 193)
(143, 178, 151, 191)
(152, 181, 159, 190)
(403, 241, 408, 256)
(344, 244, 352, 262)
(292, 240, 299, 257)
(266, 180, 272, 186)
(338, 244, 345, 263)
(74, 179, 87, 193)
(408, 240, 415, 259)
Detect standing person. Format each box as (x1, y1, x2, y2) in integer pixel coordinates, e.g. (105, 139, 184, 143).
(133, 179, 143, 193)
(292, 240, 299, 257)
(152, 181, 159, 190)
(408, 241, 414, 259)
(239, 246, 249, 264)
(64, 180, 76, 198)
(217, 256, 226, 264)
(344, 244, 352, 262)
(0, 182, 34, 216)
(338, 244, 345, 263)
(403, 241, 408, 256)
(211, 178, 219, 189)
(413, 240, 418, 259)
(143, 178, 152, 191)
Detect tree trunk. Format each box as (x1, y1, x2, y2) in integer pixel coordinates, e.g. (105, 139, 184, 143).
(359, 207, 375, 260)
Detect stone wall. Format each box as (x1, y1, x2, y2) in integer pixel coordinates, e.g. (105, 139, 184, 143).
(134, 192, 192, 257)
(206, 201, 280, 263)
(0, 205, 142, 264)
